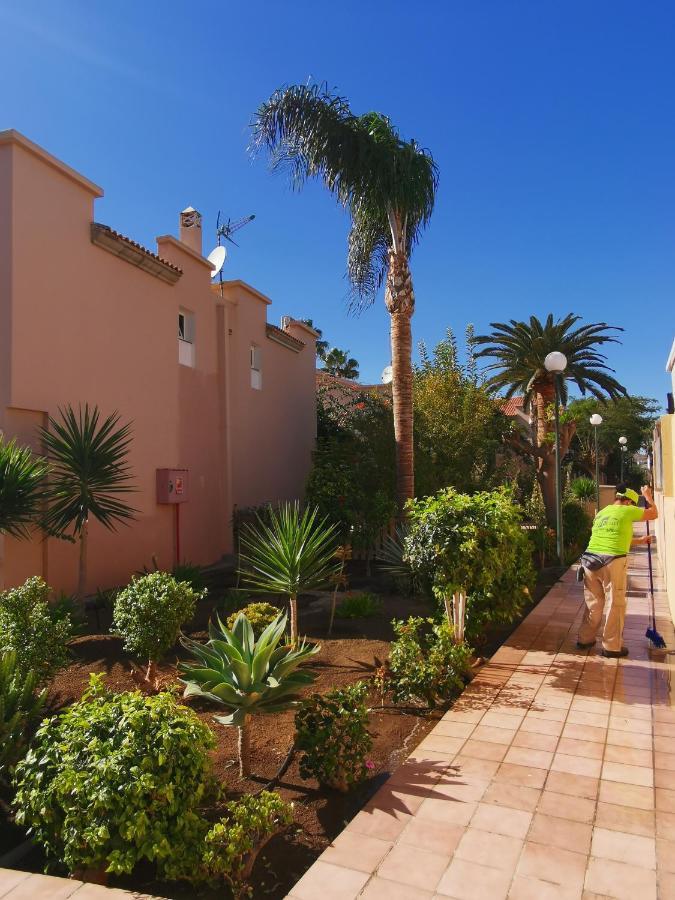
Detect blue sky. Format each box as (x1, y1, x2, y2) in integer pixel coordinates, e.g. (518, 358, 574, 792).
(2, 0, 674, 403)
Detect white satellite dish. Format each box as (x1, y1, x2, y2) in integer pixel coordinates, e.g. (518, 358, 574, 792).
(381, 365, 393, 384)
(207, 245, 227, 279)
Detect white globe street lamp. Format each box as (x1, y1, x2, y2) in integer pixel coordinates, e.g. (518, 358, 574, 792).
(619, 435, 628, 481)
(544, 352, 568, 563)
(590, 414, 603, 510)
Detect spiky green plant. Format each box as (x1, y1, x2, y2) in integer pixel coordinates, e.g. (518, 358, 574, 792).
(180, 612, 319, 776)
(0, 652, 47, 799)
(238, 503, 340, 643)
(0, 437, 48, 538)
(40, 404, 136, 598)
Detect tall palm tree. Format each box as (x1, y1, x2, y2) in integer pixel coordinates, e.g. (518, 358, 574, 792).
(0, 437, 48, 539)
(473, 314, 626, 524)
(40, 405, 136, 599)
(300, 318, 329, 360)
(251, 83, 438, 511)
(322, 348, 360, 380)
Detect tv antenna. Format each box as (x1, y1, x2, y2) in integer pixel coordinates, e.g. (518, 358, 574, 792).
(216, 211, 256, 247)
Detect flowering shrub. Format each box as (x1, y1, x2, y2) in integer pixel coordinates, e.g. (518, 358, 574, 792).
(226, 601, 280, 636)
(0, 576, 72, 682)
(296, 681, 372, 791)
(388, 617, 472, 707)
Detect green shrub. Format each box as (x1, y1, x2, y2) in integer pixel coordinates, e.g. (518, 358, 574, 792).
(227, 601, 280, 636)
(0, 652, 47, 796)
(296, 681, 372, 792)
(570, 476, 596, 502)
(335, 592, 382, 619)
(13, 674, 215, 878)
(0, 576, 72, 682)
(201, 792, 293, 897)
(563, 500, 592, 562)
(112, 572, 204, 679)
(172, 561, 207, 594)
(388, 617, 472, 707)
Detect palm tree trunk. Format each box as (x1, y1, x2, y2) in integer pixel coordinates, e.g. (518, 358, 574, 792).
(238, 714, 251, 777)
(77, 519, 89, 600)
(385, 250, 415, 514)
(289, 593, 298, 645)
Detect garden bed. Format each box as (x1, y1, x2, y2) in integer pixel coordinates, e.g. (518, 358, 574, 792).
(3, 567, 559, 899)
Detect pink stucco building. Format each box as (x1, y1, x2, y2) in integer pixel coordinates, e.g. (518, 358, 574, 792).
(0, 130, 317, 594)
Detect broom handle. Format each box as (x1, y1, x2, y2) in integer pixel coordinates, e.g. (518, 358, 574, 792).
(646, 519, 656, 624)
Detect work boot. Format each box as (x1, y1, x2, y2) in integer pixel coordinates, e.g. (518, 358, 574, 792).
(576, 640, 596, 649)
(602, 646, 629, 658)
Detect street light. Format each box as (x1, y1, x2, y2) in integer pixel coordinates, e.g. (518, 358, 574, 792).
(590, 413, 603, 512)
(544, 351, 568, 563)
(619, 435, 628, 482)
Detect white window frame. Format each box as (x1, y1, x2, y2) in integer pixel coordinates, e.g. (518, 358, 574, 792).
(250, 344, 262, 389)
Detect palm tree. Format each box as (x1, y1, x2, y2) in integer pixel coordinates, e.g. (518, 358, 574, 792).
(251, 83, 438, 512)
(322, 348, 360, 380)
(299, 318, 329, 360)
(473, 314, 626, 524)
(0, 437, 48, 539)
(40, 405, 136, 599)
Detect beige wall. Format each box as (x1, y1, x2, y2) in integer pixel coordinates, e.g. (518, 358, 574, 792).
(655, 412, 675, 622)
(0, 131, 316, 595)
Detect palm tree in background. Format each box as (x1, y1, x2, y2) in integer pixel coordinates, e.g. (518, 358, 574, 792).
(40, 405, 136, 599)
(473, 314, 626, 524)
(322, 348, 360, 380)
(299, 318, 329, 360)
(251, 83, 438, 512)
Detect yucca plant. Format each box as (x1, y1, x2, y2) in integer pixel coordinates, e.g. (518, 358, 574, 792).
(0, 437, 48, 539)
(180, 612, 319, 776)
(0, 652, 47, 803)
(40, 404, 136, 599)
(238, 503, 340, 643)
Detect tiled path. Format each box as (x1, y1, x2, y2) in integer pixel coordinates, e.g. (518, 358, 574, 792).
(0, 867, 163, 898)
(289, 542, 675, 900)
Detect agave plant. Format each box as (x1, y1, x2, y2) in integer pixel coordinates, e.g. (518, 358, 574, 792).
(179, 612, 319, 776)
(238, 503, 340, 643)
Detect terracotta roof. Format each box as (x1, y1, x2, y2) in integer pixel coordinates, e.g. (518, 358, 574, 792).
(316, 371, 391, 395)
(266, 323, 305, 351)
(500, 395, 526, 416)
(91, 223, 183, 284)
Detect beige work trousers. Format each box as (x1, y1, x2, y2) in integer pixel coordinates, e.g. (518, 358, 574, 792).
(578, 556, 628, 652)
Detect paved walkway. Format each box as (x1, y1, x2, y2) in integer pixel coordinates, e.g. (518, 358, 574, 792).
(289, 542, 675, 900)
(0, 868, 163, 899)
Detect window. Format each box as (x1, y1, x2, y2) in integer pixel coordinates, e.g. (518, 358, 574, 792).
(250, 344, 262, 390)
(178, 309, 195, 367)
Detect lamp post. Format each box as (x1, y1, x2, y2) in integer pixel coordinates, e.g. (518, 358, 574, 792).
(619, 435, 628, 482)
(590, 413, 603, 512)
(544, 351, 568, 564)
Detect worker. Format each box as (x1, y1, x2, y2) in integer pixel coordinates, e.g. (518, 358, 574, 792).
(577, 485, 658, 658)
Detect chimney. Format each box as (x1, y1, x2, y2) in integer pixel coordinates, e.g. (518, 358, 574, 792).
(179, 207, 202, 255)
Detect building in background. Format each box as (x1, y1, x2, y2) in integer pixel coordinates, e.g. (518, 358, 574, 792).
(0, 130, 317, 594)
(653, 337, 675, 620)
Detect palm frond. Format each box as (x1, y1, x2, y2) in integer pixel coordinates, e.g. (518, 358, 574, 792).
(0, 438, 48, 538)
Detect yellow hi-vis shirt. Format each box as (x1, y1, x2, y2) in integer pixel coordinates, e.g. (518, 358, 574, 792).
(586, 504, 645, 556)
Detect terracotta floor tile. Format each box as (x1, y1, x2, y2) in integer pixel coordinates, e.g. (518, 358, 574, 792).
(658, 871, 675, 899)
(512, 730, 559, 753)
(416, 797, 477, 827)
(435, 720, 476, 739)
(455, 826, 523, 870)
(347, 807, 412, 840)
(561, 723, 607, 743)
(358, 876, 434, 899)
(461, 738, 509, 761)
(321, 831, 392, 873)
(654, 735, 675, 753)
(598, 780, 654, 811)
(432, 776, 490, 803)
(471, 724, 515, 745)
(584, 857, 657, 900)
(481, 781, 542, 812)
(1, 874, 82, 900)
(481, 711, 524, 730)
(552, 753, 603, 779)
(656, 810, 675, 840)
(606, 728, 652, 750)
(470, 801, 533, 838)
(508, 875, 584, 899)
(590, 826, 656, 868)
(594, 801, 655, 837)
(442, 708, 485, 724)
(517, 841, 587, 889)
(557, 737, 605, 760)
(494, 762, 548, 789)
(603, 744, 653, 767)
(655, 787, 675, 813)
(435, 856, 513, 900)
(519, 716, 565, 737)
(656, 836, 675, 874)
(537, 790, 596, 824)
(528, 811, 592, 854)
(450, 755, 501, 779)
(545, 771, 599, 800)
(608, 715, 652, 734)
(290, 860, 370, 900)
(503, 746, 554, 770)
(524, 706, 567, 723)
(601, 760, 654, 787)
(420, 734, 467, 755)
(654, 751, 675, 772)
(376, 843, 451, 891)
(398, 818, 465, 854)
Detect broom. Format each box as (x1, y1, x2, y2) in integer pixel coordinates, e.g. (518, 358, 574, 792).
(644, 519, 666, 648)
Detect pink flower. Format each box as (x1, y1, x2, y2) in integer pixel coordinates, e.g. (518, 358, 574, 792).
(365, 760, 375, 770)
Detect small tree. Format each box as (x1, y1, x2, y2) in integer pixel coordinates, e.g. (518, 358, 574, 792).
(40, 405, 136, 599)
(239, 503, 340, 643)
(180, 612, 319, 777)
(404, 487, 534, 643)
(112, 572, 203, 685)
(0, 437, 48, 539)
